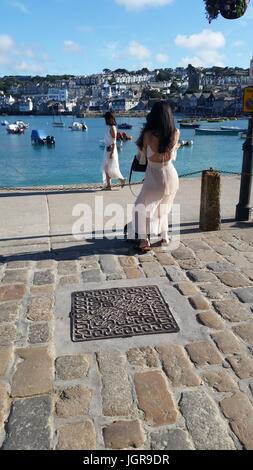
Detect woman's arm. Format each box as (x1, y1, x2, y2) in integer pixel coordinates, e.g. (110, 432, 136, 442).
(137, 131, 148, 162)
(109, 126, 116, 159)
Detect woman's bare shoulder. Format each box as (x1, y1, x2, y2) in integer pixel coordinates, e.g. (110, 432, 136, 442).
(142, 130, 153, 145)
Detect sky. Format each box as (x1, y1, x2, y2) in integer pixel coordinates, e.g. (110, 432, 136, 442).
(0, 0, 253, 76)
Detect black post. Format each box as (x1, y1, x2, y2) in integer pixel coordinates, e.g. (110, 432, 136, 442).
(235, 115, 253, 221)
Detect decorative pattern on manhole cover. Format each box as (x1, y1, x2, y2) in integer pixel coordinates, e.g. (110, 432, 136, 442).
(70, 285, 179, 342)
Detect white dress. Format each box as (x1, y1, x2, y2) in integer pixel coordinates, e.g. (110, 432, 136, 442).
(133, 142, 179, 240)
(102, 125, 124, 183)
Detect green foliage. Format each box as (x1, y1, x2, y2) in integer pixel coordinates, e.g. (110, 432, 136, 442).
(170, 81, 180, 94)
(204, 0, 249, 23)
(204, 0, 220, 22)
(156, 70, 172, 82)
(113, 68, 129, 74)
(141, 88, 164, 100)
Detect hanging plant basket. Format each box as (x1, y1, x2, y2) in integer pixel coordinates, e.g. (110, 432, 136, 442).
(220, 0, 250, 19)
(204, 0, 250, 22)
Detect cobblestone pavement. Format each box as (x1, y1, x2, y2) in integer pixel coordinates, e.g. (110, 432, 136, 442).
(1, 228, 253, 450)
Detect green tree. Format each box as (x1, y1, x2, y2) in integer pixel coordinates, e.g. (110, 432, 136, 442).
(156, 70, 171, 82)
(170, 81, 180, 94)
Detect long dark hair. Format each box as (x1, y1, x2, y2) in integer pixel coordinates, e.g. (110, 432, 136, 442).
(104, 111, 117, 126)
(137, 101, 176, 153)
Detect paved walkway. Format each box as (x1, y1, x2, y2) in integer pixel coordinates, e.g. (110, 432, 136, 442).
(1, 229, 253, 450)
(0, 176, 245, 249)
(0, 178, 253, 450)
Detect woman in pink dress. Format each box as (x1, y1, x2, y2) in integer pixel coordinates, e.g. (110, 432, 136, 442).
(133, 102, 180, 252)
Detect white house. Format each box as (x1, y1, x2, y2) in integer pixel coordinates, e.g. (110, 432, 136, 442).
(111, 97, 139, 112)
(47, 88, 68, 102)
(19, 98, 33, 113)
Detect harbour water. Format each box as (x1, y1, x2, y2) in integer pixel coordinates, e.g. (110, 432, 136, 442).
(0, 115, 249, 188)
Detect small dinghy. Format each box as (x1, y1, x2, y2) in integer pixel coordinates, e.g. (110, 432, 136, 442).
(15, 120, 29, 129)
(69, 122, 88, 131)
(6, 124, 24, 134)
(31, 130, 55, 145)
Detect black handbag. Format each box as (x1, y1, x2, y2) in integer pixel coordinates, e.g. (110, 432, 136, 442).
(129, 155, 147, 185)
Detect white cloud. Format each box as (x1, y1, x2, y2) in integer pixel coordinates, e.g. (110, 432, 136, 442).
(8, 1, 30, 14)
(175, 29, 226, 68)
(0, 34, 46, 74)
(127, 41, 151, 60)
(0, 34, 15, 53)
(175, 29, 225, 50)
(181, 50, 225, 68)
(156, 53, 169, 64)
(115, 0, 173, 10)
(64, 40, 82, 53)
(24, 48, 35, 58)
(14, 61, 44, 74)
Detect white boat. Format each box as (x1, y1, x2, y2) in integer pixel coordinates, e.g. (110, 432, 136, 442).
(53, 121, 64, 128)
(6, 124, 24, 134)
(52, 112, 64, 127)
(195, 128, 240, 136)
(179, 140, 194, 147)
(15, 120, 29, 129)
(69, 121, 88, 131)
(220, 126, 247, 132)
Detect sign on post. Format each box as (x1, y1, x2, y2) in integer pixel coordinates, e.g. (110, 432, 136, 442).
(243, 87, 253, 114)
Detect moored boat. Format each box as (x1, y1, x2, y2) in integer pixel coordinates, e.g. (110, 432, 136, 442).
(6, 124, 24, 134)
(179, 140, 194, 147)
(220, 126, 248, 132)
(53, 121, 64, 128)
(195, 128, 240, 136)
(52, 112, 64, 127)
(207, 118, 224, 123)
(69, 122, 88, 131)
(15, 120, 29, 129)
(31, 130, 55, 145)
(180, 122, 200, 129)
(118, 123, 133, 130)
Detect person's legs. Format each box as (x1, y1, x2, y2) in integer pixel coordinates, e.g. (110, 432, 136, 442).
(134, 203, 151, 251)
(158, 198, 174, 245)
(105, 173, 112, 189)
(119, 177, 126, 188)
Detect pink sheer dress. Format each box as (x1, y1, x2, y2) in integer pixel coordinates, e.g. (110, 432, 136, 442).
(133, 136, 179, 241)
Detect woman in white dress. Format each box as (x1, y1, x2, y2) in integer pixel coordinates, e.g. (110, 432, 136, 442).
(133, 102, 180, 252)
(102, 112, 125, 190)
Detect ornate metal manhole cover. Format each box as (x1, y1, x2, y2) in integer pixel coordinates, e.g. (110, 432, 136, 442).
(70, 285, 179, 342)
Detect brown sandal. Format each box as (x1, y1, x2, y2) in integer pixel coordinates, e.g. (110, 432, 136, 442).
(139, 240, 151, 253)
